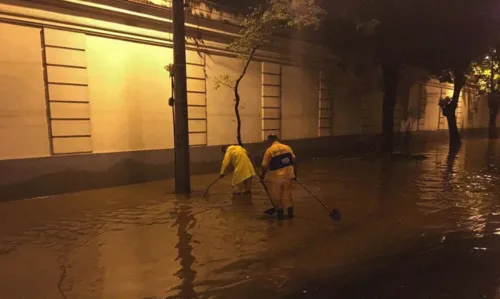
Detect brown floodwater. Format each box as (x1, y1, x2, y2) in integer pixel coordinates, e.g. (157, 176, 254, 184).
(0, 138, 499, 299)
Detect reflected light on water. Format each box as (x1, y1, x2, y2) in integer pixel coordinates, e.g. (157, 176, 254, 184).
(0, 139, 499, 298)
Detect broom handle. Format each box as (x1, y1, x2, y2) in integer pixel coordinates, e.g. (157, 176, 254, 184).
(259, 178, 274, 207)
(203, 177, 220, 197)
(295, 180, 331, 212)
(246, 152, 275, 208)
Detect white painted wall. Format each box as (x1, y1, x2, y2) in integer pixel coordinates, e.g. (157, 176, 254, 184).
(472, 95, 490, 129)
(86, 36, 174, 153)
(205, 55, 261, 146)
(0, 23, 50, 160)
(0, 20, 497, 162)
(281, 66, 319, 139)
(331, 84, 362, 136)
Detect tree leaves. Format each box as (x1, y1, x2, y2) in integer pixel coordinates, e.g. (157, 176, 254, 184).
(228, 0, 325, 60)
(471, 47, 500, 95)
(219, 0, 324, 145)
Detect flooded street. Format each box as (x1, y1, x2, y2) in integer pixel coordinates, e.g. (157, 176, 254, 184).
(1, 138, 500, 299)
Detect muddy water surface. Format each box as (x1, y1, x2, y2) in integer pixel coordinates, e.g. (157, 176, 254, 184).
(0, 139, 499, 299)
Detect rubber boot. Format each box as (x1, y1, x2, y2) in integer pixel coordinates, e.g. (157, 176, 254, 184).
(287, 207, 294, 219)
(277, 209, 285, 220)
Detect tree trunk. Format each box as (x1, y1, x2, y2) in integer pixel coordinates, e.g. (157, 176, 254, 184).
(232, 45, 260, 147)
(488, 94, 499, 139)
(489, 108, 498, 139)
(446, 112, 461, 147)
(234, 84, 243, 146)
(381, 61, 399, 153)
(443, 71, 466, 150)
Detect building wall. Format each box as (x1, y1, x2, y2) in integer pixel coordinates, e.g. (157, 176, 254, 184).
(405, 79, 476, 133)
(0, 23, 50, 159)
(2, 1, 493, 163)
(205, 55, 262, 145)
(86, 35, 175, 153)
(0, 0, 498, 200)
(471, 95, 490, 129)
(281, 66, 319, 140)
(331, 83, 363, 136)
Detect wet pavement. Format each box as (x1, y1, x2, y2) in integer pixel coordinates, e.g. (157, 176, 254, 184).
(0, 138, 499, 299)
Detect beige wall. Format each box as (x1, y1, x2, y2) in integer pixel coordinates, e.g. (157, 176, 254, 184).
(331, 84, 363, 136)
(1, 0, 498, 163)
(186, 51, 208, 146)
(362, 92, 384, 135)
(42, 28, 93, 155)
(0, 23, 50, 160)
(408, 80, 469, 132)
(471, 95, 490, 129)
(205, 55, 262, 146)
(281, 66, 319, 140)
(261, 62, 282, 139)
(86, 36, 174, 153)
(318, 71, 334, 136)
(407, 83, 422, 115)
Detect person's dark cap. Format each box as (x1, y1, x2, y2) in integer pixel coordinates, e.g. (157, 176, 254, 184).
(267, 134, 279, 141)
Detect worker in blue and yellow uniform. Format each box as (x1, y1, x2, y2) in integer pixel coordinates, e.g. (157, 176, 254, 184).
(260, 134, 296, 220)
(220, 145, 256, 195)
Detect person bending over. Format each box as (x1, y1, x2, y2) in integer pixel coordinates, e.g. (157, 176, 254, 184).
(220, 145, 256, 195)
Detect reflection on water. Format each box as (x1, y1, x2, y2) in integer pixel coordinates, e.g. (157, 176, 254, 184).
(170, 200, 197, 299)
(0, 138, 499, 298)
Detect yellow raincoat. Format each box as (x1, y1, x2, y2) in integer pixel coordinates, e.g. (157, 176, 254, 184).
(261, 141, 296, 209)
(220, 145, 256, 185)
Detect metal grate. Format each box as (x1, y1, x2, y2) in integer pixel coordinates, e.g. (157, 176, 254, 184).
(417, 83, 426, 131)
(42, 28, 92, 155)
(318, 71, 333, 136)
(186, 52, 208, 146)
(261, 63, 282, 140)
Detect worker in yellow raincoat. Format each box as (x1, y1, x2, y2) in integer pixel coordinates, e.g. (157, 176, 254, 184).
(220, 145, 256, 194)
(260, 134, 296, 220)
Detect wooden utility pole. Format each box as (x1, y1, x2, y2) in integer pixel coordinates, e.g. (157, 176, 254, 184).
(172, 0, 191, 193)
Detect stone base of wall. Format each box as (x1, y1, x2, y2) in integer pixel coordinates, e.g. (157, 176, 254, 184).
(0, 129, 487, 201)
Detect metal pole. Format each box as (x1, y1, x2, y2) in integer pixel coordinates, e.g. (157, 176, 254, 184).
(172, 0, 191, 194)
